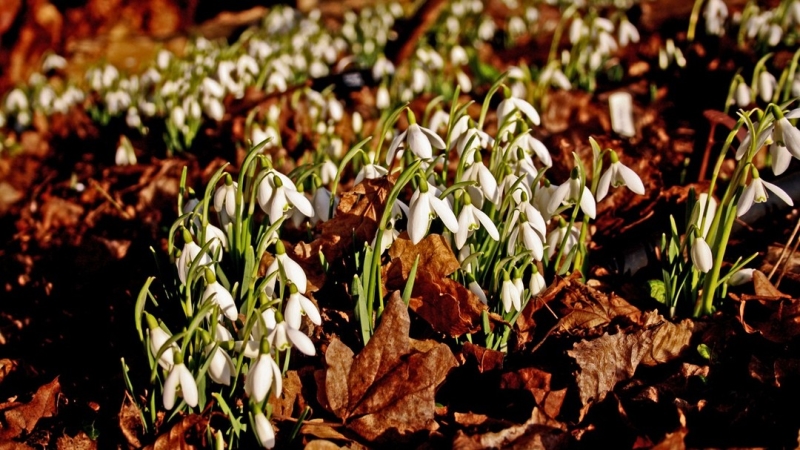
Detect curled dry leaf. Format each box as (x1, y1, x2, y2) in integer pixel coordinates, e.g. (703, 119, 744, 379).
(460, 342, 504, 373)
(317, 292, 458, 442)
(144, 414, 208, 450)
(567, 311, 692, 418)
(118, 391, 144, 448)
(0, 359, 18, 385)
(451, 407, 569, 450)
(735, 270, 800, 342)
(0, 377, 60, 441)
(383, 234, 485, 336)
(500, 368, 567, 420)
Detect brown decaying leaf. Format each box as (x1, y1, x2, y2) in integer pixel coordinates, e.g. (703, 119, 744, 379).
(460, 342, 504, 373)
(118, 391, 144, 449)
(144, 414, 208, 450)
(382, 234, 485, 336)
(500, 368, 567, 420)
(56, 430, 97, 450)
(270, 370, 303, 419)
(0, 359, 17, 385)
(557, 281, 641, 332)
(452, 407, 568, 450)
(735, 270, 800, 343)
(0, 377, 60, 441)
(567, 312, 693, 417)
(318, 292, 458, 442)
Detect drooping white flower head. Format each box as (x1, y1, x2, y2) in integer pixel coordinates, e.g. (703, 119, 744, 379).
(202, 269, 238, 321)
(507, 202, 547, 260)
(268, 320, 316, 356)
(214, 176, 238, 222)
(162, 353, 198, 410)
(284, 283, 322, 329)
(737, 169, 793, 217)
(547, 168, 596, 219)
(691, 236, 713, 273)
(257, 170, 315, 225)
(691, 193, 717, 239)
(147, 316, 177, 371)
(454, 194, 500, 249)
(385, 110, 446, 164)
(407, 178, 459, 245)
(728, 268, 755, 286)
(497, 95, 541, 137)
(529, 267, 547, 296)
(254, 410, 276, 449)
(176, 230, 212, 285)
(500, 270, 522, 313)
(263, 239, 308, 296)
(596, 151, 645, 201)
(245, 340, 283, 403)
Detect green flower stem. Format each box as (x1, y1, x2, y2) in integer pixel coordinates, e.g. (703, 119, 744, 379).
(696, 203, 737, 316)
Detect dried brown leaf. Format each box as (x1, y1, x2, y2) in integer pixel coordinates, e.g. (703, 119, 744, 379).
(320, 292, 457, 442)
(0, 377, 60, 441)
(118, 391, 144, 448)
(408, 275, 486, 336)
(0, 359, 17, 385)
(270, 370, 303, 418)
(460, 342, 504, 373)
(753, 270, 790, 298)
(145, 414, 208, 450)
(56, 430, 97, 450)
(558, 283, 641, 332)
(567, 313, 692, 416)
(452, 408, 568, 450)
(387, 234, 460, 279)
(347, 293, 411, 411)
(738, 295, 800, 343)
(500, 368, 566, 420)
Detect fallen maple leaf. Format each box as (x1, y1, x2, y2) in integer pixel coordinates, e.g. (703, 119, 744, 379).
(317, 292, 458, 442)
(567, 312, 692, 418)
(0, 377, 60, 441)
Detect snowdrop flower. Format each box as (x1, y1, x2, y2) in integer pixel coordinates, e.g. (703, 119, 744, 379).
(704, 0, 728, 36)
(372, 54, 395, 80)
(728, 268, 755, 286)
(206, 324, 234, 386)
(125, 107, 141, 129)
(204, 223, 228, 259)
(354, 160, 389, 185)
(529, 266, 546, 296)
(691, 193, 717, 239)
(407, 177, 459, 245)
(547, 168, 596, 219)
(42, 53, 67, 72)
(202, 269, 238, 321)
(737, 169, 793, 217)
(455, 194, 499, 249)
(618, 19, 640, 46)
(214, 175, 238, 221)
(264, 239, 307, 296)
(691, 235, 713, 273)
(596, 151, 645, 201)
(311, 185, 334, 224)
(268, 319, 316, 356)
(245, 340, 283, 402)
(466, 274, 488, 304)
(507, 202, 547, 260)
(163, 352, 198, 410)
(733, 81, 752, 108)
(450, 45, 469, 66)
(254, 410, 276, 448)
(284, 283, 322, 329)
(461, 151, 498, 203)
(428, 109, 451, 133)
(546, 219, 580, 259)
(176, 229, 211, 285)
(500, 270, 522, 313)
(115, 136, 137, 166)
(773, 114, 800, 160)
(385, 111, 446, 163)
(257, 170, 314, 225)
(376, 84, 391, 110)
(497, 94, 540, 136)
(147, 315, 177, 370)
(758, 71, 776, 103)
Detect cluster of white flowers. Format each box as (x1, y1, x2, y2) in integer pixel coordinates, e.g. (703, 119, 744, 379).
(701, 0, 800, 48)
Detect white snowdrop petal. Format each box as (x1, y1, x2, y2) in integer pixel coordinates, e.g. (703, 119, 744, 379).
(596, 169, 613, 202)
(474, 208, 500, 241)
(737, 184, 756, 217)
(162, 368, 180, 410)
(618, 164, 645, 195)
(407, 124, 433, 159)
(762, 180, 794, 207)
(580, 187, 597, 219)
(286, 327, 316, 355)
(178, 365, 199, 407)
(430, 195, 459, 233)
(299, 295, 322, 325)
